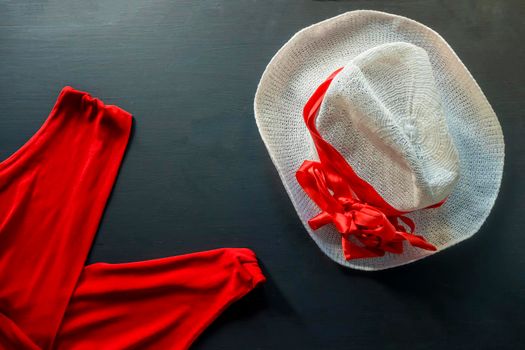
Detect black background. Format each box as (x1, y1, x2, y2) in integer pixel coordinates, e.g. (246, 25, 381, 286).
(1, 1, 524, 349)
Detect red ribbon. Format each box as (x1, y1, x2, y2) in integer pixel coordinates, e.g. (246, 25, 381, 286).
(296, 68, 441, 260)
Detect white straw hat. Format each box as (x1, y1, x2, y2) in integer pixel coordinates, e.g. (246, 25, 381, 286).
(254, 10, 504, 270)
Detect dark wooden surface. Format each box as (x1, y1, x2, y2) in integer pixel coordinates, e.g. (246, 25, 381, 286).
(1, 1, 524, 349)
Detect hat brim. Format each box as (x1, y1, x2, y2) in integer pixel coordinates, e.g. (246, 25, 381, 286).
(254, 10, 504, 270)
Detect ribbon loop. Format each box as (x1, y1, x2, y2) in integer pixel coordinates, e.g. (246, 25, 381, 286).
(296, 68, 441, 261)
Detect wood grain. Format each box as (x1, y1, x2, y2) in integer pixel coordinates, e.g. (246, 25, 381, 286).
(1, 1, 524, 349)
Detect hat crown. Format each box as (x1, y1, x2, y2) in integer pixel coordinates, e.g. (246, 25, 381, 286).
(316, 42, 460, 211)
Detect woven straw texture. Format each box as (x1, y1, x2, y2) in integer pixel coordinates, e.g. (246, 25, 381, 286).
(254, 10, 504, 270)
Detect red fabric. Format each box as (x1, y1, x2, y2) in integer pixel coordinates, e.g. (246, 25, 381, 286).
(0, 87, 265, 349)
(296, 69, 441, 260)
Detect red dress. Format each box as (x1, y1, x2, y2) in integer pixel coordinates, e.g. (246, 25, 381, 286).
(0, 87, 265, 350)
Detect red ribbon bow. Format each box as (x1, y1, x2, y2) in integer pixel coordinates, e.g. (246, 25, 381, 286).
(296, 68, 441, 260)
